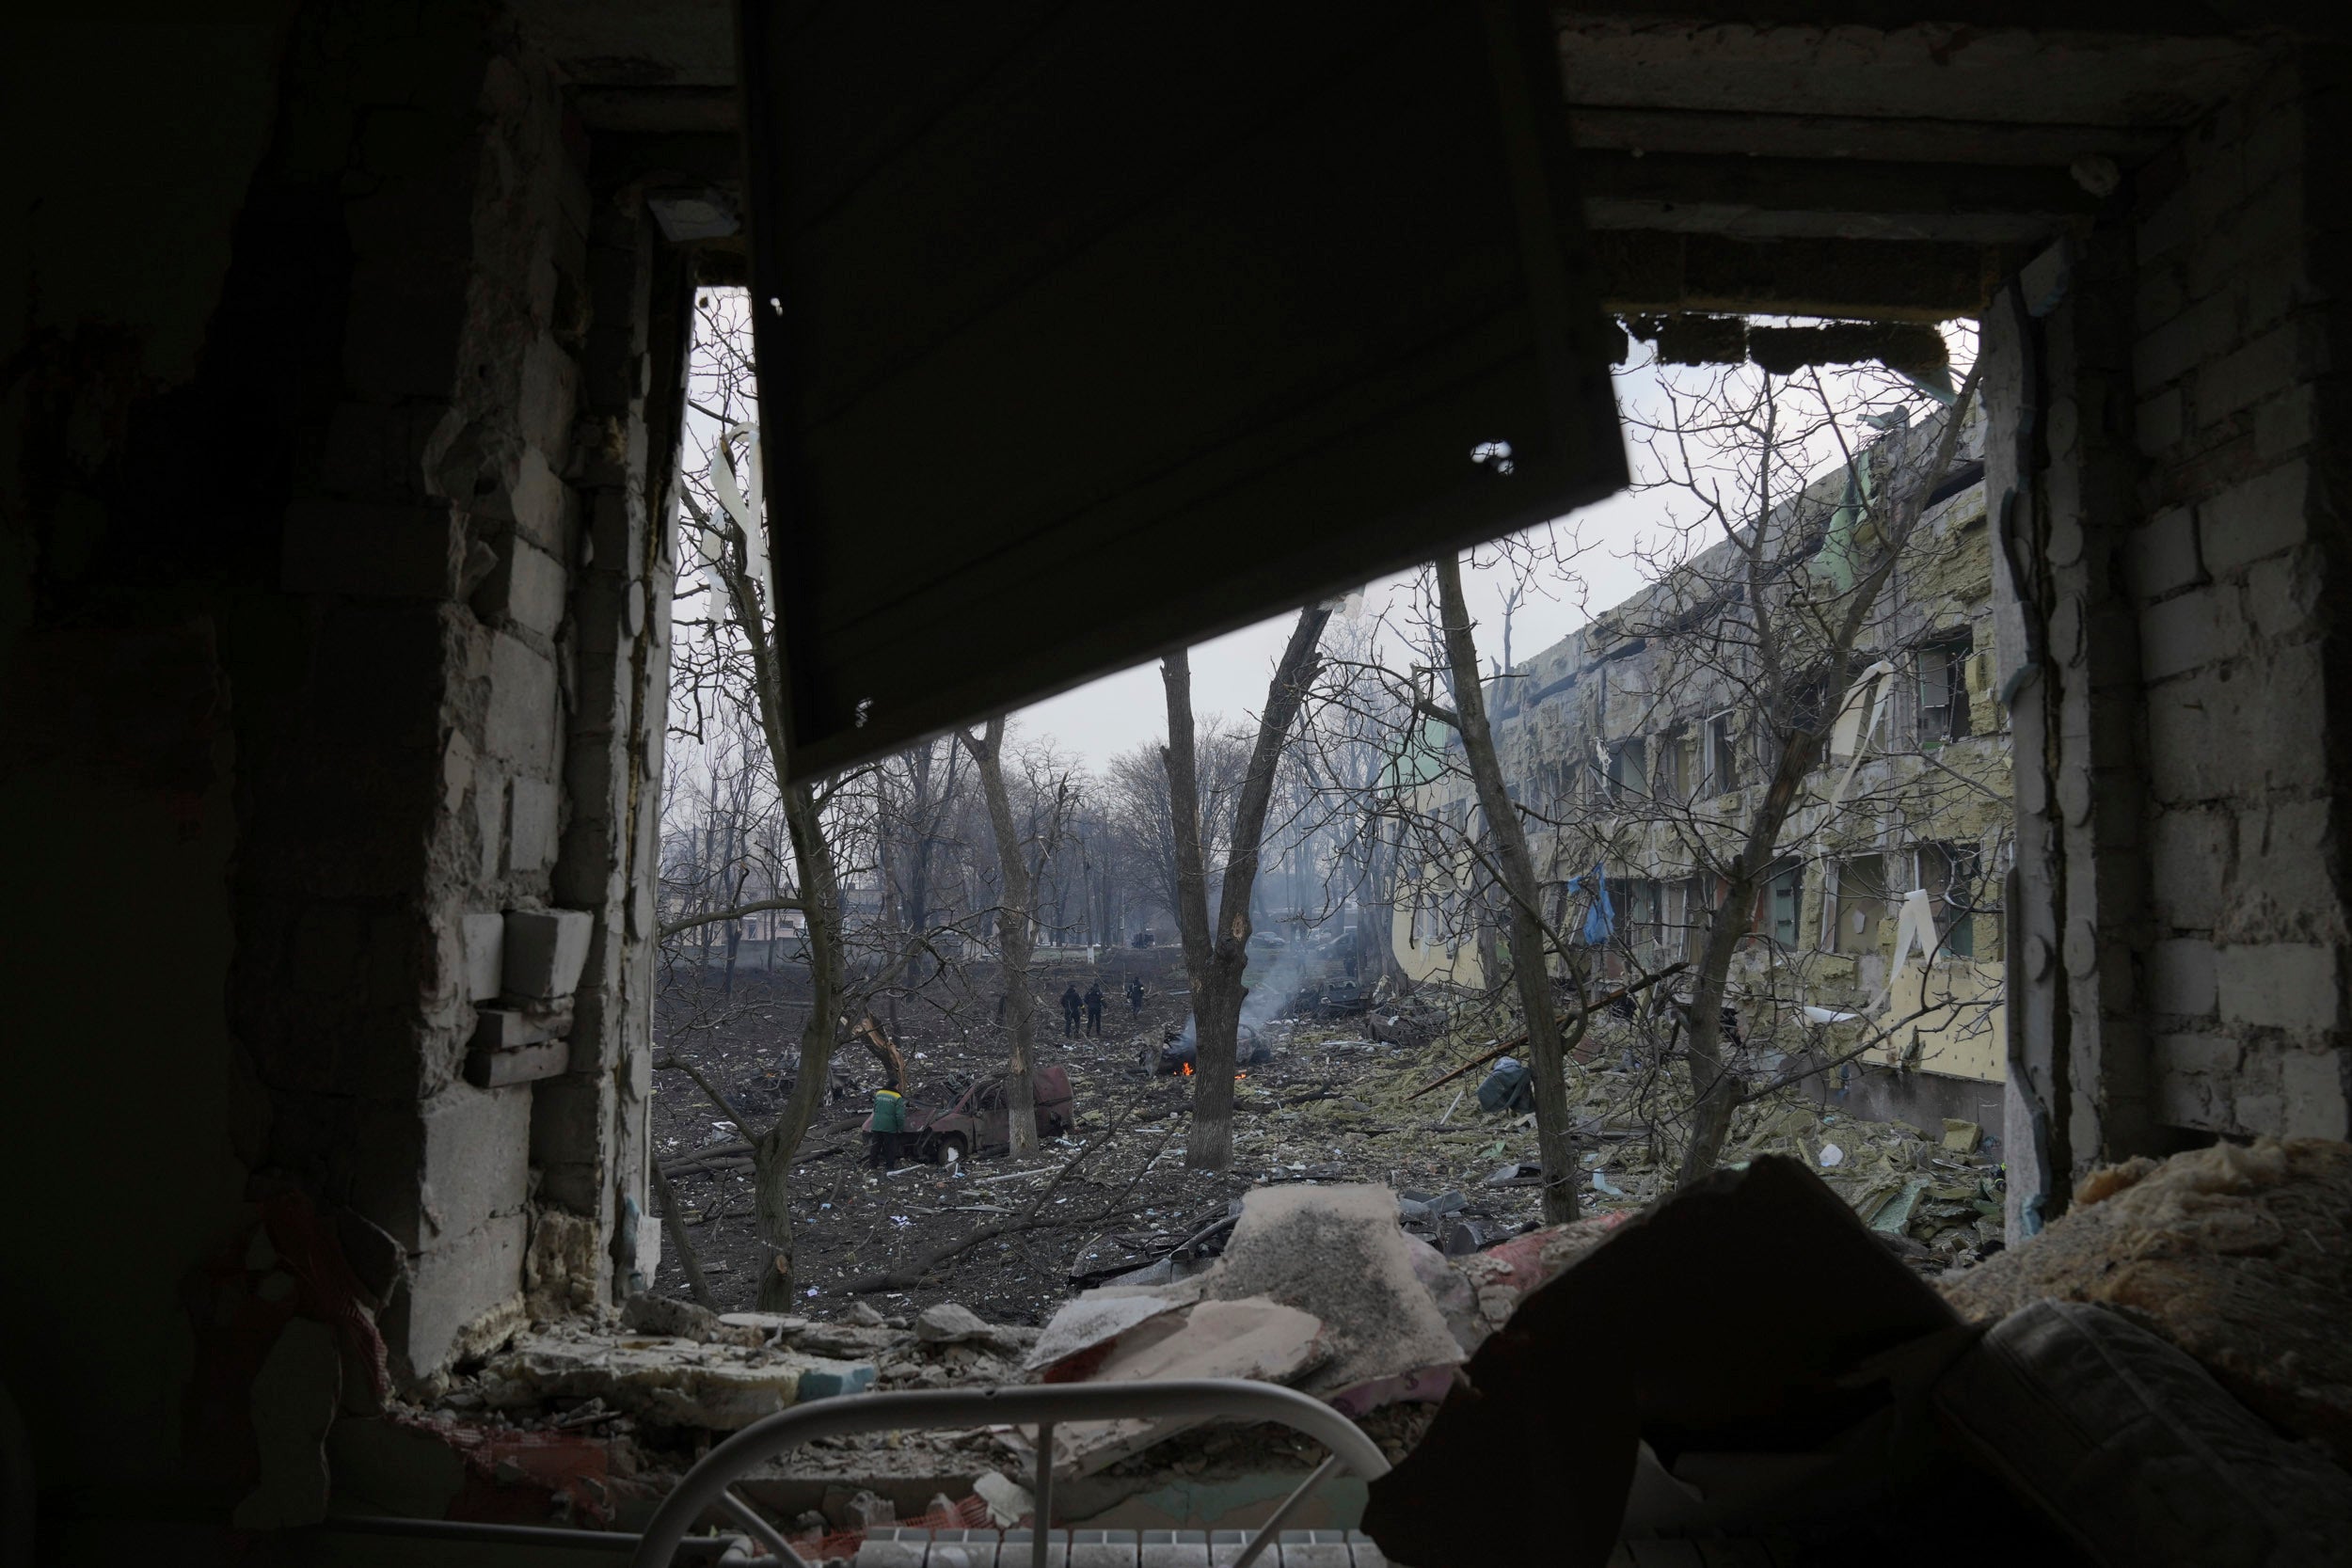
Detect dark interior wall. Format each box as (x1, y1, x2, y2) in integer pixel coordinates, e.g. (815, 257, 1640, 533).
(3, 4, 307, 1494)
(3, 0, 679, 1509)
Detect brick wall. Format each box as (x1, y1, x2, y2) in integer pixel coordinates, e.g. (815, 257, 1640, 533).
(2124, 55, 2350, 1142)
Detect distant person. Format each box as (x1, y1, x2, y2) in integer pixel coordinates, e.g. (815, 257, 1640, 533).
(868, 1084, 907, 1169)
(1084, 982, 1105, 1036)
(1126, 974, 1145, 1015)
(1060, 983, 1083, 1037)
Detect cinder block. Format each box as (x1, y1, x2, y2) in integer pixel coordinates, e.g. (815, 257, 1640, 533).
(2137, 589, 2234, 682)
(2280, 1048, 2349, 1138)
(508, 777, 562, 873)
(507, 539, 568, 635)
(2194, 321, 2301, 426)
(519, 338, 580, 458)
(2216, 942, 2339, 1031)
(2200, 461, 2309, 572)
(502, 908, 595, 998)
(471, 999, 572, 1050)
(2147, 938, 2217, 1017)
(485, 633, 560, 772)
(282, 499, 458, 598)
(2126, 507, 2202, 601)
(2148, 809, 2227, 928)
(390, 1211, 527, 1376)
(464, 1037, 568, 1088)
(463, 911, 505, 1001)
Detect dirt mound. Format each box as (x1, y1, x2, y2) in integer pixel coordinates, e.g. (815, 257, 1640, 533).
(1941, 1137, 2352, 1468)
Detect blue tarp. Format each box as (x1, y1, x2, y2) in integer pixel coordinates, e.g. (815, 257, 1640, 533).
(1565, 864, 1614, 946)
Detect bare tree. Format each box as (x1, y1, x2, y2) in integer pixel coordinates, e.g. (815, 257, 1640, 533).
(1427, 554, 1584, 1222)
(1161, 604, 1331, 1170)
(961, 716, 1043, 1159)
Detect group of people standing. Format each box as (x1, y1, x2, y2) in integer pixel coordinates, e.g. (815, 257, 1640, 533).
(1058, 974, 1149, 1036)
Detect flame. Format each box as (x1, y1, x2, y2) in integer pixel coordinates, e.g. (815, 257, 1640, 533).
(1179, 1063, 1195, 1077)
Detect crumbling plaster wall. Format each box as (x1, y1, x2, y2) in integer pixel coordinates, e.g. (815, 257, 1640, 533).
(1, 0, 681, 1500)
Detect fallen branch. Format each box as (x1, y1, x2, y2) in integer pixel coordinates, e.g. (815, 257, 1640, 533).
(1405, 963, 1687, 1101)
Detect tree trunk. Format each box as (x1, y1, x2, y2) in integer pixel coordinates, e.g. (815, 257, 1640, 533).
(963, 718, 1039, 1160)
(1162, 605, 1330, 1170)
(1436, 557, 1580, 1223)
(754, 781, 844, 1307)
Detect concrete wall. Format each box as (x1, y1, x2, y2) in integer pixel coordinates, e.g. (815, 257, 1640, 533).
(1, 0, 683, 1507)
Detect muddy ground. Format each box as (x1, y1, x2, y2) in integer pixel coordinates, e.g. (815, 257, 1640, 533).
(644, 945, 1595, 1323)
(650, 943, 2007, 1327)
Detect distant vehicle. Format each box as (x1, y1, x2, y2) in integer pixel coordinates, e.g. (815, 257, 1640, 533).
(1131, 928, 1157, 948)
(864, 1066, 1075, 1164)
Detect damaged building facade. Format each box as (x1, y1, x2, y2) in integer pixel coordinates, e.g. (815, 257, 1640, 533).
(4, 0, 2350, 1554)
(1392, 408, 2013, 1129)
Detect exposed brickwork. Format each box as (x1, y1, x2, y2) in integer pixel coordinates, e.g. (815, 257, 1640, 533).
(2124, 55, 2350, 1142)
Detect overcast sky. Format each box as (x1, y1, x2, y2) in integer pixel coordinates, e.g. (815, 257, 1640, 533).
(1012, 360, 1688, 773)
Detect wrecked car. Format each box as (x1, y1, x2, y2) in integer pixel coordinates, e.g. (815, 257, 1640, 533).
(864, 1066, 1074, 1162)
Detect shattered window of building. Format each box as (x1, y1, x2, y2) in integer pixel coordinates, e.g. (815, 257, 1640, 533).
(1653, 728, 1686, 802)
(1607, 737, 1646, 804)
(1758, 859, 1804, 949)
(1705, 713, 1740, 797)
(1920, 842, 1981, 959)
(1916, 630, 1974, 743)
(1834, 853, 1891, 956)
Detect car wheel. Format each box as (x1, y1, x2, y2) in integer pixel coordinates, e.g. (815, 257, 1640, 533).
(931, 1133, 968, 1166)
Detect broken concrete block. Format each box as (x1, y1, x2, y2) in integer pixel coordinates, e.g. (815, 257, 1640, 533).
(501, 908, 593, 999)
(469, 998, 573, 1051)
(233, 1318, 343, 1528)
(463, 911, 505, 1002)
(914, 1303, 993, 1344)
(976, 1473, 1035, 1527)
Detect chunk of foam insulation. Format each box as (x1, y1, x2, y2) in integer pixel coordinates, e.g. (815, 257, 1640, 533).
(1199, 1182, 1465, 1399)
(477, 1328, 874, 1429)
(1046, 1297, 1325, 1477)
(1942, 1136, 2352, 1469)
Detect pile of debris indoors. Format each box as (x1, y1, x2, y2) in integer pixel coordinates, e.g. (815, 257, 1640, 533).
(355, 1133, 2352, 1568)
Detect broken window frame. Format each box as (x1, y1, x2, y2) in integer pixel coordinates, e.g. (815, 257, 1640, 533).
(1606, 736, 1647, 805)
(1703, 711, 1741, 798)
(1914, 629, 1974, 745)
(1755, 858, 1804, 950)
(1832, 852, 1891, 957)
(1917, 840, 1983, 960)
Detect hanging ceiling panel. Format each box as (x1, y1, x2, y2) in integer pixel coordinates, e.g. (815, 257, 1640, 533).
(739, 0, 1627, 781)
